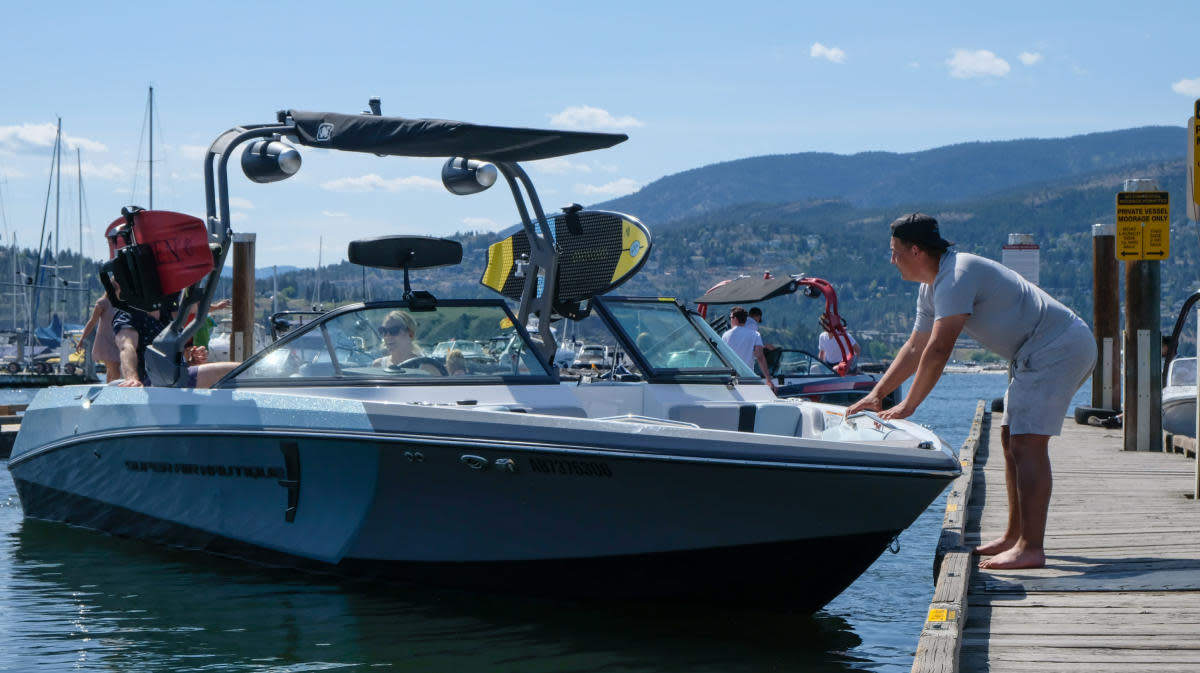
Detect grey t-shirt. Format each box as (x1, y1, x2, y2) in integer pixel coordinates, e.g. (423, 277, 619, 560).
(914, 251, 1079, 360)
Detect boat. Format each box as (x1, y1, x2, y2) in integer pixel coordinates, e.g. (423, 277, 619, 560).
(1163, 356, 1195, 437)
(695, 274, 902, 408)
(8, 101, 960, 613)
(1163, 289, 1200, 438)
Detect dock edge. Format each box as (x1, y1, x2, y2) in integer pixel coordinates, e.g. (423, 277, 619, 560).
(911, 399, 988, 673)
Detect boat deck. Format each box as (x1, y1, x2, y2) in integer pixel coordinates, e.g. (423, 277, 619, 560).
(914, 404, 1200, 672)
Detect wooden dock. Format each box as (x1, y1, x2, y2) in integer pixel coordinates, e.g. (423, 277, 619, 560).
(0, 404, 24, 460)
(914, 404, 1200, 672)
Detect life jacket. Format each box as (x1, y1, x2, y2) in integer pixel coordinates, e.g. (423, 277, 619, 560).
(100, 206, 214, 312)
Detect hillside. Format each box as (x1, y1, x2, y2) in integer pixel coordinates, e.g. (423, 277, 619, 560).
(595, 126, 1185, 228)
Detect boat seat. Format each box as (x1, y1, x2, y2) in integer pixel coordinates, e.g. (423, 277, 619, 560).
(752, 403, 803, 437)
(667, 403, 749, 431)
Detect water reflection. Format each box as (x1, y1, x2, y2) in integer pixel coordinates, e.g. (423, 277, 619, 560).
(5, 519, 870, 672)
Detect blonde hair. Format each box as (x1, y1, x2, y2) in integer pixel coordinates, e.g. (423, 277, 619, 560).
(383, 310, 417, 336)
(382, 310, 423, 354)
(445, 348, 467, 375)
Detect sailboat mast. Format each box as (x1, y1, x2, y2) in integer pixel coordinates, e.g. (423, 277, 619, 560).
(33, 119, 62, 335)
(77, 148, 85, 319)
(53, 123, 62, 324)
(148, 85, 153, 210)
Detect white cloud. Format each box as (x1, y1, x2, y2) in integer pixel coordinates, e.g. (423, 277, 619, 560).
(1018, 51, 1043, 66)
(0, 123, 107, 154)
(230, 212, 249, 224)
(947, 49, 1011, 79)
(549, 106, 643, 130)
(81, 162, 127, 180)
(1172, 77, 1200, 97)
(229, 197, 254, 209)
(575, 178, 639, 198)
(462, 217, 496, 229)
(179, 144, 209, 160)
(810, 42, 846, 64)
(321, 173, 441, 193)
(533, 157, 592, 175)
(321, 210, 349, 218)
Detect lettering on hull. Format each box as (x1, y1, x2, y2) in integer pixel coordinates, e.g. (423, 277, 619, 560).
(124, 461, 286, 480)
(527, 457, 613, 477)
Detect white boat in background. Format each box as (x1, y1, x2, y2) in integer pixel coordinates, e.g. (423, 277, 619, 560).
(1162, 356, 1196, 437)
(1163, 289, 1200, 439)
(206, 318, 268, 362)
(9, 100, 960, 613)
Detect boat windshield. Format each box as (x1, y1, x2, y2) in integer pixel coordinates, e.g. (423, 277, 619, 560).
(1168, 357, 1197, 387)
(597, 298, 758, 379)
(225, 301, 552, 384)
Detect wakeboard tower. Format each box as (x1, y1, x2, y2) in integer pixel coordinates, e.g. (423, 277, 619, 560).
(98, 99, 643, 384)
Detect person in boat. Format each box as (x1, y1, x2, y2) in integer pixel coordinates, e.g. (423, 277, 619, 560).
(111, 287, 239, 388)
(846, 213, 1095, 570)
(817, 314, 861, 369)
(721, 306, 775, 391)
(445, 348, 468, 376)
(78, 294, 121, 382)
(747, 306, 779, 354)
(373, 310, 443, 375)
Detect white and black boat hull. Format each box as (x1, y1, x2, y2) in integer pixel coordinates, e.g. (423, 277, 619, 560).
(10, 387, 957, 612)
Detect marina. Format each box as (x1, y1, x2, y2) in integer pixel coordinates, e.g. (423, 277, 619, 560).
(914, 404, 1200, 672)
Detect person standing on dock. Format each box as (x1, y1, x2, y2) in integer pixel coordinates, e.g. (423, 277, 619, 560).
(846, 213, 1095, 570)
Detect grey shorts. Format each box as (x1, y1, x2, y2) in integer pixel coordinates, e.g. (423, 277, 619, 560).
(1002, 319, 1096, 436)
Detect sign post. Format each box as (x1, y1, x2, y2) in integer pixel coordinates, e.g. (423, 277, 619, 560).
(1118, 180, 1167, 451)
(1189, 99, 1200, 221)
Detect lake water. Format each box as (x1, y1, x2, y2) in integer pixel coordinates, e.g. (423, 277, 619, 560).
(0, 375, 1092, 672)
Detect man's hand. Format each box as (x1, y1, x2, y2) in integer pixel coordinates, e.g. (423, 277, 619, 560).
(877, 400, 915, 420)
(118, 377, 143, 388)
(846, 394, 882, 415)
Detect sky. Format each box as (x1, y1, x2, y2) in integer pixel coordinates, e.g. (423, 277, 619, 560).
(1, 0, 1198, 270)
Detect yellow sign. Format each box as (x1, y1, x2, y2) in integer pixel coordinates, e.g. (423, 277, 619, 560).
(926, 608, 957, 622)
(1190, 100, 1200, 221)
(1116, 191, 1170, 261)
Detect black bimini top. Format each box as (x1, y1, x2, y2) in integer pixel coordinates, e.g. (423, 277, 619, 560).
(287, 111, 627, 162)
(695, 276, 801, 304)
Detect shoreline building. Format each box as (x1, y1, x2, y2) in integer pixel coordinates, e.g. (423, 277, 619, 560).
(1002, 233, 1040, 285)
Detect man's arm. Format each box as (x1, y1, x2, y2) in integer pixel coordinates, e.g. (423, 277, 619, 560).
(754, 345, 776, 391)
(845, 328, 931, 414)
(877, 313, 968, 420)
(114, 327, 142, 387)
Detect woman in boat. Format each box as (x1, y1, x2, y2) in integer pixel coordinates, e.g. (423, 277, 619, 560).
(373, 310, 443, 375)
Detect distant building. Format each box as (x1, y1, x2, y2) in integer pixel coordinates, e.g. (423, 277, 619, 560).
(1001, 233, 1040, 285)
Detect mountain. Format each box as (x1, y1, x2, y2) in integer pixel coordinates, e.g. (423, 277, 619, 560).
(220, 265, 301, 279)
(595, 126, 1185, 228)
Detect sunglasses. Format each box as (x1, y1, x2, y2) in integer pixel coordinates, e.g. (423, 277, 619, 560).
(379, 326, 407, 336)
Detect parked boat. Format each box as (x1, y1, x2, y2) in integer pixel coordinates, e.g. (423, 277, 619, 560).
(696, 274, 902, 407)
(1163, 289, 1200, 439)
(9, 101, 959, 612)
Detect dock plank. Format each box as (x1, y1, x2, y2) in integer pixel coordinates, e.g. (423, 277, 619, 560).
(917, 408, 1200, 672)
(932, 411, 1200, 672)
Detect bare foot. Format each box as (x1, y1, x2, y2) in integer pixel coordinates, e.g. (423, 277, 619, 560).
(972, 536, 1016, 556)
(978, 547, 1045, 569)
